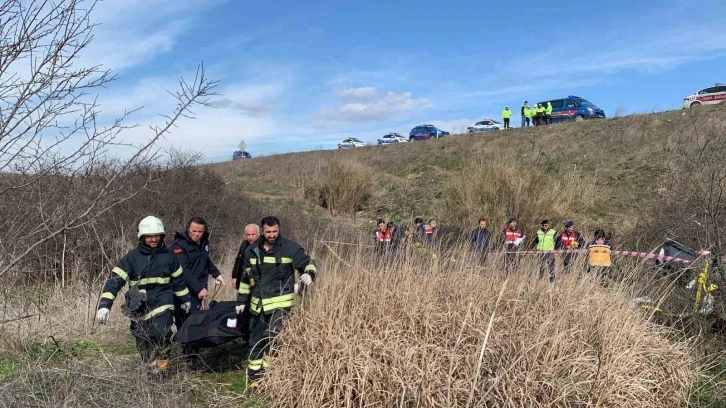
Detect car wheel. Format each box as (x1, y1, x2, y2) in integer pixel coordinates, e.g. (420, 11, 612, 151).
(690, 101, 702, 108)
(469, 130, 475, 133)
(394, 140, 399, 143)
(574, 115, 585, 122)
(492, 128, 499, 131)
(378, 142, 383, 145)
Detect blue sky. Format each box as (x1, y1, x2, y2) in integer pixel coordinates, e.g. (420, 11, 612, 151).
(87, 0, 726, 161)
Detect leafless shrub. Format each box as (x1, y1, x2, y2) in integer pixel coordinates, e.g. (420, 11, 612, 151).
(0, 0, 217, 286)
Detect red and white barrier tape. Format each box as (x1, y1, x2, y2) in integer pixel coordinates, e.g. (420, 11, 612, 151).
(321, 241, 703, 264)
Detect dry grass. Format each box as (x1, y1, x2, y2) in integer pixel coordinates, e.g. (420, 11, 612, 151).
(439, 155, 597, 230)
(295, 159, 374, 218)
(260, 245, 698, 407)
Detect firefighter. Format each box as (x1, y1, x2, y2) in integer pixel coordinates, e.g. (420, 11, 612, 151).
(501, 218, 523, 271)
(536, 103, 546, 126)
(533, 219, 556, 282)
(171, 217, 224, 369)
(555, 220, 585, 270)
(96, 216, 191, 373)
(374, 218, 391, 255)
(236, 216, 317, 389)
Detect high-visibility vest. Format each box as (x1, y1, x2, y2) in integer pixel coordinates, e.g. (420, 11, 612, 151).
(375, 230, 391, 243)
(546, 104, 553, 115)
(589, 245, 612, 267)
(536, 229, 556, 251)
(502, 109, 512, 119)
(504, 228, 522, 243)
(560, 231, 579, 248)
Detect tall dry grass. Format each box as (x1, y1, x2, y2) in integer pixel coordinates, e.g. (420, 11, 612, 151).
(439, 155, 598, 231)
(260, 243, 697, 407)
(296, 159, 374, 218)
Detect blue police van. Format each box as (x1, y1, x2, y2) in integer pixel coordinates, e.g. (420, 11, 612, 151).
(537, 96, 606, 123)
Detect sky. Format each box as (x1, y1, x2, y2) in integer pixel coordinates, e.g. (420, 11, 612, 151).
(79, 0, 726, 161)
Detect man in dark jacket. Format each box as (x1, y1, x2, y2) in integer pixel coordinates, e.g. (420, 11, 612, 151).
(96, 216, 191, 373)
(231, 223, 261, 289)
(171, 217, 223, 368)
(469, 218, 492, 264)
(236, 216, 317, 389)
(555, 220, 586, 270)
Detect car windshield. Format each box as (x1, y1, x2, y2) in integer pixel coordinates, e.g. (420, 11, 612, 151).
(576, 98, 594, 107)
(491, 119, 502, 124)
(351, 138, 362, 143)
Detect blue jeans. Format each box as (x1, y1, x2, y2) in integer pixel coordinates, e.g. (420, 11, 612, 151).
(521, 115, 526, 127)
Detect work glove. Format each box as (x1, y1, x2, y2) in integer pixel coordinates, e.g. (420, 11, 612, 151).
(180, 302, 191, 313)
(214, 276, 225, 286)
(96, 308, 110, 325)
(300, 273, 313, 286)
(235, 304, 245, 314)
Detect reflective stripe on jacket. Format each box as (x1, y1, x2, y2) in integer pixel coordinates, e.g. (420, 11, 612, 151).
(238, 235, 317, 315)
(99, 242, 190, 320)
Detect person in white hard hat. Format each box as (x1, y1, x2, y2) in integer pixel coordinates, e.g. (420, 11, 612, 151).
(96, 216, 191, 374)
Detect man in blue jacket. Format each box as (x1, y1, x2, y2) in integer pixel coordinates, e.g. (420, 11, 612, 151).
(171, 216, 224, 369)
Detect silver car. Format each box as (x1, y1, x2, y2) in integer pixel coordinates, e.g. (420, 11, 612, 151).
(683, 83, 726, 108)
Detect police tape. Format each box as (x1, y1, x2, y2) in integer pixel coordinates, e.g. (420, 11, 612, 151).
(493, 248, 694, 264)
(321, 241, 700, 264)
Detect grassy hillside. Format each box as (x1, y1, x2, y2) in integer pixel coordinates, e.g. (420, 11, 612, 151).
(212, 104, 726, 250)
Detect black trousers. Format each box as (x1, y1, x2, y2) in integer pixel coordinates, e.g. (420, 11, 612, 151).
(131, 310, 173, 363)
(503, 118, 510, 129)
(247, 308, 289, 382)
(538, 253, 556, 282)
(174, 296, 201, 363)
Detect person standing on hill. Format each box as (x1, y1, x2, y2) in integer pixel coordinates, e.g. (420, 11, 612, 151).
(502, 106, 512, 129)
(171, 217, 224, 369)
(374, 218, 391, 255)
(535, 103, 546, 126)
(237, 216, 317, 390)
(231, 223, 261, 345)
(501, 218, 523, 270)
(587, 229, 613, 279)
(96, 216, 191, 374)
(469, 218, 492, 264)
(521, 101, 530, 127)
(555, 220, 585, 270)
(545, 101, 553, 124)
(388, 221, 406, 254)
(533, 219, 557, 282)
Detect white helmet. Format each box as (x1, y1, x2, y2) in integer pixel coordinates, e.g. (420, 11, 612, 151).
(138, 216, 165, 238)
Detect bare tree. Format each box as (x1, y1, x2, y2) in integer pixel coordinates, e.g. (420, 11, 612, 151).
(0, 0, 218, 282)
(654, 121, 726, 275)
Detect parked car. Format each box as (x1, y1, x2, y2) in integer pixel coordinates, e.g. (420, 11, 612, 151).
(409, 124, 450, 141)
(683, 83, 726, 108)
(232, 150, 251, 160)
(377, 133, 409, 145)
(338, 137, 366, 149)
(467, 119, 503, 133)
(536, 96, 606, 123)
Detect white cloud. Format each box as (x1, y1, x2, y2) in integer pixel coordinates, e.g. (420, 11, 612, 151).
(319, 88, 432, 122)
(78, 0, 222, 73)
(336, 87, 379, 101)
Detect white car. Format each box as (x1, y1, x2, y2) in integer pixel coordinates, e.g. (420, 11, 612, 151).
(683, 83, 726, 108)
(467, 119, 503, 133)
(377, 133, 408, 145)
(337, 137, 366, 149)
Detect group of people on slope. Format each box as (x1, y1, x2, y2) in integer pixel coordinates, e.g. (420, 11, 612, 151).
(500, 101, 553, 129)
(470, 217, 613, 282)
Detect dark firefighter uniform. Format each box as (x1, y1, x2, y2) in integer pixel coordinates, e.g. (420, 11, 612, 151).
(237, 235, 317, 384)
(171, 228, 221, 364)
(98, 242, 190, 369)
